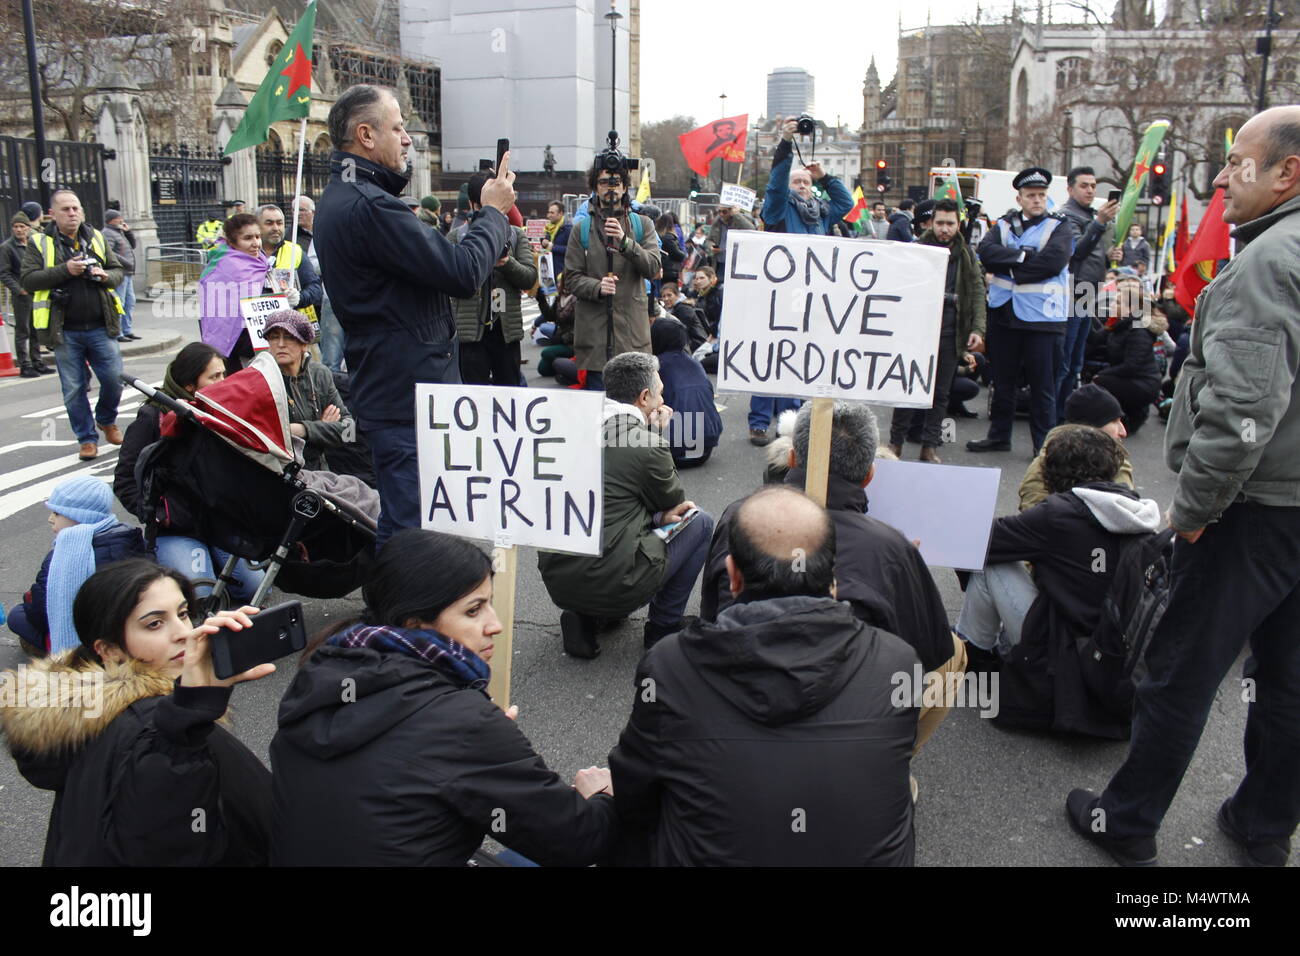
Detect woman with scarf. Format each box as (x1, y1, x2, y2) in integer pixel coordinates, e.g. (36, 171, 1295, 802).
(0, 560, 273, 865)
(6, 476, 146, 658)
(199, 213, 273, 375)
(271, 529, 619, 866)
(113, 341, 266, 604)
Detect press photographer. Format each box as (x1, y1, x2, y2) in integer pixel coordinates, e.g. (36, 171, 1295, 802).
(563, 133, 662, 390)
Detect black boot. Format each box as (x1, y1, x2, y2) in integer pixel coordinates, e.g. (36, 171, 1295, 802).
(560, 610, 599, 659)
(644, 615, 696, 650)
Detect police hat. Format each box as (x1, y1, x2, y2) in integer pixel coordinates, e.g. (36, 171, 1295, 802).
(1013, 167, 1053, 190)
(914, 198, 936, 221)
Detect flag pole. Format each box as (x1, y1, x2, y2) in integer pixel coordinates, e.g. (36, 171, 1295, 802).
(290, 116, 307, 252)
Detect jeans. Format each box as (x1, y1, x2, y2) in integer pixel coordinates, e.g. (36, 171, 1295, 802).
(1097, 502, 1300, 842)
(985, 315, 1063, 453)
(316, 292, 344, 372)
(955, 561, 1039, 657)
(153, 535, 264, 605)
(117, 275, 135, 336)
(748, 396, 802, 431)
(647, 509, 715, 627)
(54, 327, 123, 443)
(365, 421, 421, 549)
(1055, 311, 1092, 421)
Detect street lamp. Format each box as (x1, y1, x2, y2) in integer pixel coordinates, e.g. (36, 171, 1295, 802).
(1062, 109, 1073, 171)
(603, 0, 622, 134)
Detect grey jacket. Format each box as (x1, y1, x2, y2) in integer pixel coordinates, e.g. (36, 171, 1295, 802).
(1165, 193, 1300, 530)
(1060, 197, 1113, 315)
(102, 224, 136, 275)
(282, 354, 354, 472)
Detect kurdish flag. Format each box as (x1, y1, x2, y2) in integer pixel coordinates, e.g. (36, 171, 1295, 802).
(224, 2, 318, 154)
(843, 185, 869, 224)
(932, 168, 966, 216)
(1158, 187, 1178, 273)
(1113, 118, 1171, 241)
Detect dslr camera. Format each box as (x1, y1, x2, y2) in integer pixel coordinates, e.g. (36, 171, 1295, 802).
(595, 129, 639, 174)
(796, 114, 817, 136)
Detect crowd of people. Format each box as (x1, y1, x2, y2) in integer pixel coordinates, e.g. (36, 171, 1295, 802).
(3, 88, 1299, 868)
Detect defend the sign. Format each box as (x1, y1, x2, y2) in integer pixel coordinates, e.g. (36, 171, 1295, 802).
(718, 232, 949, 407)
(240, 294, 289, 350)
(415, 385, 605, 556)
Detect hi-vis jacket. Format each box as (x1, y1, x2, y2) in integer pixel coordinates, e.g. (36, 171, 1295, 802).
(976, 211, 1072, 331)
(21, 224, 125, 347)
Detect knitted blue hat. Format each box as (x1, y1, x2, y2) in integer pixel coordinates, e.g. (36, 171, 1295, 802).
(46, 475, 114, 525)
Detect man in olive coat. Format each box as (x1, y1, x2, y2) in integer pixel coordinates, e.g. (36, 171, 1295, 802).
(564, 163, 661, 389)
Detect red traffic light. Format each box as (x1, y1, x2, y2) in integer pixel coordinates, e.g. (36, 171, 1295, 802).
(1152, 162, 1167, 176)
(876, 159, 888, 169)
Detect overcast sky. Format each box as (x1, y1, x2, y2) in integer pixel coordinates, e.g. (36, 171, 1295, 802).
(638, 0, 1104, 129)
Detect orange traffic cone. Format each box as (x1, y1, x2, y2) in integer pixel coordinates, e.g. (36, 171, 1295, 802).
(0, 313, 20, 378)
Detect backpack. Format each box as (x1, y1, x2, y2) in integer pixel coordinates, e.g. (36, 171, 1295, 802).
(578, 210, 645, 248)
(1075, 528, 1176, 720)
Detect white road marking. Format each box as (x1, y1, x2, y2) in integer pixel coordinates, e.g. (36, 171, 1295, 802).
(0, 459, 116, 521)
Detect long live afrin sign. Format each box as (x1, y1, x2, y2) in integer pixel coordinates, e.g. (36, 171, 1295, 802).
(415, 385, 605, 556)
(718, 232, 949, 407)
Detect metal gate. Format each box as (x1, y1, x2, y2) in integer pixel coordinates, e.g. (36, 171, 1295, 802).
(0, 135, 108, 227)
(255, 147, 331, 210)
(149, 144, 226, 245)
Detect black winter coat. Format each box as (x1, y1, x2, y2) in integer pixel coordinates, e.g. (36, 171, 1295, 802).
(0, 658, 271, 866)
(270, 643, 618, 866)
(314, 151, 510, 424)
(666, 301, 709, 350)
(886, 212, 914, 242)
(1101, 318, 1161, 391)
(650, 319, 722, 461)
(701, 468, 954, 672)
(659, 229, 685, 284)
(114, 404, 162, 521)
(609, 595, 918, 866)
(22, 523, 146, 642)
(694, 283, 724, 339)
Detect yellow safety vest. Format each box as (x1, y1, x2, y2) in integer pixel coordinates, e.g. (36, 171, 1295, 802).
(271, 241, 318, 325)
(30, 230, 124, 330)
(196, 219, 223, 246)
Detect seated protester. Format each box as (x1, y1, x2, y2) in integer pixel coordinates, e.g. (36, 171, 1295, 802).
(538, 271, 578, 381)
(198, 213, 272, 376)
(260, 310, 355, 472)
(688, 266, 723, 373)
(657, 281, 709, 351)
(114, 342, 265, 604)
(271, 529, 617, 866)
(8, 475, 146, 658)
(538, 351, 715, 657)
(650, 317, 722, 468)
(656, 213, 686, 287)
(701, 401, 962, 757)
(0, 560, 273, 865)
(451, 171, 538, 386)
(609, 486, 919, 866)
(956, 426, 1162, 736)
(1092, 276, 1162, 435)
(1018, 383, 1135, 511)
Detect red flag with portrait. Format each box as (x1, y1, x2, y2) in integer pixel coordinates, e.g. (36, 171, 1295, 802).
(678, 114, 749, 176)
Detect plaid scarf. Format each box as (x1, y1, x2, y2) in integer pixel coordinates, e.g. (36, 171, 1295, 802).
(327, 623, 490, 690)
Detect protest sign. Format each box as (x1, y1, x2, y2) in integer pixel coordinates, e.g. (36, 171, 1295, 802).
(525, 219, 547, 247)
(240, 294, 289, 350)
(864, 459, 1001, 570)
(538, 251, 557, 296)
(416, 385, 605, 555)
(719, 182, 756, 211)
(718, 232, 948, 407)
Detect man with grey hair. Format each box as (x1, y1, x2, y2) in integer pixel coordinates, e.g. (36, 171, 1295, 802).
(539, 351, 715, 657)
(315, 83, 515, 546)
(701, 400, 964, 763)
(1068, 105, 1300, 868)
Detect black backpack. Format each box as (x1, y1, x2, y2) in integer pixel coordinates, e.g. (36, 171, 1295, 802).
(1075, 528, 1176, 720)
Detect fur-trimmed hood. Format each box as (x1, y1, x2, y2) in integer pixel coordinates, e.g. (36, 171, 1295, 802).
(0, 654, 173, 757)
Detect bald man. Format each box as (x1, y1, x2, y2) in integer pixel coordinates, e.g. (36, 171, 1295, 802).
(609, 486, 920, 866)
(1068, 106, 1300, 867)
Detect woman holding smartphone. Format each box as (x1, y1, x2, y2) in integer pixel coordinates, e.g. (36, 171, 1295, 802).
(271, 529, 617, 866)
(0, 559, 273, 866)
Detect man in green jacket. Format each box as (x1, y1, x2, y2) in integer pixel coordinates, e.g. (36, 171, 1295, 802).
(538, 351, 714, 658)
(21, 189, 126, 462)
(451, 171, 538, 385)
(887, 199, 986, 463)
(1067, 106, 1300, 868)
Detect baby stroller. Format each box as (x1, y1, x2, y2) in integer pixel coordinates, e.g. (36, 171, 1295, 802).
(121, 352, 378, 614)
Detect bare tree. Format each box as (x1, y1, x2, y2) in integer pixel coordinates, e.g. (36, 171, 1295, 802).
(639, 115, 698, 194)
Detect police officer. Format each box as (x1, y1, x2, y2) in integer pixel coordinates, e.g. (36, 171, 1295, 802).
(966, 167, 1072, 456)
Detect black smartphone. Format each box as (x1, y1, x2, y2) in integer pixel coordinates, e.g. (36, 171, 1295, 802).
(496, 137, 509, 172)
(1108, 189, 1122, 203)
(210, 600, 307, 680)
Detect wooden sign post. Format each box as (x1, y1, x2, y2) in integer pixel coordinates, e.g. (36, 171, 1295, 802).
(488, 543, 518, 709)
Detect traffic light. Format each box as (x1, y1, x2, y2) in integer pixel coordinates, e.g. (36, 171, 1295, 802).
(875, 158, 890, 193)
(1150, 156, 1170, 206)
(689, 173, 701, 199)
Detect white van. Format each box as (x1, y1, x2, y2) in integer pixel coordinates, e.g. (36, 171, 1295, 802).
(928, 167, 1071, 217)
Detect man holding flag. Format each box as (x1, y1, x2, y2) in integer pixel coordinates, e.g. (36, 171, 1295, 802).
(1068, 105, 1300, 868)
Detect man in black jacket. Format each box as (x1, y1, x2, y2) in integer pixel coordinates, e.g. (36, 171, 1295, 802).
(314, 84, 515, 545)
(886, 199, 915, 241)
(701, 400, 963, 753)
(610, 485, 919, 866)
